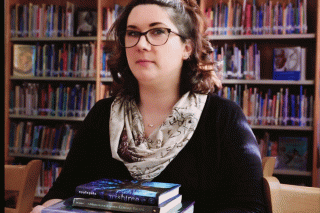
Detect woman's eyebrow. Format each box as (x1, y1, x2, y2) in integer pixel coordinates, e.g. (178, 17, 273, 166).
(126, 22, 168, 29)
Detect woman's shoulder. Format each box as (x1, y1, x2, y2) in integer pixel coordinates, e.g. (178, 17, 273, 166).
(206, 93, 243, 113)
(84, 96, 116, 121)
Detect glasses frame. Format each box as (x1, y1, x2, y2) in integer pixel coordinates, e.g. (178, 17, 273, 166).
(121, 27, 185, 48)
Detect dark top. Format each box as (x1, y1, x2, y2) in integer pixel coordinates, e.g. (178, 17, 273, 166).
(41, 94, 268, 212)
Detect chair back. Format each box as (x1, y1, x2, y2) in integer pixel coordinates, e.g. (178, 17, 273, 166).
(5, 160, 42, 213)
(262, 157, 276, 177)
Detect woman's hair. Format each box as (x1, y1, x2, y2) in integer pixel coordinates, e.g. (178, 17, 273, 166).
(107, 0, 222, 100)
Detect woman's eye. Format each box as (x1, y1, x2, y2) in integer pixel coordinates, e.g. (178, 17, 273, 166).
(126, 31, 140, 37)
(151, 28, 166, 35)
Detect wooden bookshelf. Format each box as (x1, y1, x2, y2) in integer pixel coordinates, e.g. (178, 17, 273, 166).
(200, 0, 319, 187)
(4, 0, 319, 191)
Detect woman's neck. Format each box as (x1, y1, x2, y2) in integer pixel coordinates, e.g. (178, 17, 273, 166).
(138, 85, 180, 113)
(138, 85, 180, 137)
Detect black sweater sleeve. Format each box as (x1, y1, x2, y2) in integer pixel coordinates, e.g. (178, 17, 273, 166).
(205, 95, 267, 212)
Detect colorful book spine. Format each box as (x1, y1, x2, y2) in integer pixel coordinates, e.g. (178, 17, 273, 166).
(9, 121, 76, 157)
(10, 83, 95, 118)
(217, 85, 313, 127)
(211, 43, 260, 80)
(34, 160, 63, 197)
(205, 1, 308, 36)
(10, 2, 76, 38)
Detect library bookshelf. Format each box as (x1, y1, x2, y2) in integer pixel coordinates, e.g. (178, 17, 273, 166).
(200, 0, 319, 187)
(4, 0, 319, 202)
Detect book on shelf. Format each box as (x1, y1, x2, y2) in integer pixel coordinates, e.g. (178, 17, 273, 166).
(75, 179, 181, 206)
(13, 44, 37, 76)
(41, 197, 194, 213)
(204, 0, 308, 36)
(275, 137, 308, 171)
(102, 4, 124, 37)
(272, 46, 306, 81)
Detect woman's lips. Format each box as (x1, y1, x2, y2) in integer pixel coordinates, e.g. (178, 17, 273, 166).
(136, 60, 154, 67)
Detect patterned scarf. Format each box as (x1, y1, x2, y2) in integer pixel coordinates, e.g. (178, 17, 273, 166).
(109, 92, 207, 180)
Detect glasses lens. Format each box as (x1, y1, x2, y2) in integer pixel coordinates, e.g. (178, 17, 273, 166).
(147, 28, 170, 46)
(123, 28, 170, 48)
(124, 30, 140, 48)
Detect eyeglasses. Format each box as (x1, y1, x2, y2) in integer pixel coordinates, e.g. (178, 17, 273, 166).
(121, 28, 184, 48)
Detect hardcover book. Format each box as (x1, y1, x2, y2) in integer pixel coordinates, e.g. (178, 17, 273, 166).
(75, 179, 181, 206)
(272, 47, 302, 81)
(72, 194, 182, 213)
(13, 44, 36, 76)
(275, 137, 308, 171)
(41, 197, 194, 213)
(41, 197, 112, 212)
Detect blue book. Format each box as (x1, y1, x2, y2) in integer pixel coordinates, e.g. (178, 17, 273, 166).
(273, 47, 302, 81)
(276, 137, 308, 171)
(290, 94, 296, 126)
(75, 179, 181, 206)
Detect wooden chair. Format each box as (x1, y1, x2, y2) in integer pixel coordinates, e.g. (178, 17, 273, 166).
(262, 157, 276, 177)
(263, 176, 320, 213)
(5, 160, 42, 213)
(262, 157, 320, 213)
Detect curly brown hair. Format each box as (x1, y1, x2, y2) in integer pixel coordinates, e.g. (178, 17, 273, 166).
(107, 0, 222, 100)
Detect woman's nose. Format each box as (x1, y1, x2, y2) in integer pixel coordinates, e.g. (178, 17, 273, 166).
(135, 34, 152, 51)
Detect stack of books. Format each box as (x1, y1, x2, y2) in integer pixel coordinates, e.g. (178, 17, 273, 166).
(41, 178, 195, 213)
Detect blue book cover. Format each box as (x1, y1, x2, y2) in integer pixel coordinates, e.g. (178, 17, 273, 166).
(276, 137, 308, 171)
(273, 47, 302, 81)
(75, 179, 181, 206)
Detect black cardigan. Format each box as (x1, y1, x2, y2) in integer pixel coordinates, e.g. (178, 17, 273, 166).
(41, 94, 268, 212)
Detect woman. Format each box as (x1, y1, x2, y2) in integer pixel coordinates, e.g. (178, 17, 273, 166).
(32, 0, 267, 212)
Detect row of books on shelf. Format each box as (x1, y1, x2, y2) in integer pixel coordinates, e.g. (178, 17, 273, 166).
(213, 45, 306, 81)
(258, 132, 308, 172)
(10, 2, 123, 38)
(205, 0, 308, 36)
(42, 178, 194, 213)
(36, 160, 62, 197)
(10, 83, 97, 118)
(9, 122, 76, 157)
(212, 43, 261, 80)
(217, 85, 313, 127)
(13, 44, 112, 78)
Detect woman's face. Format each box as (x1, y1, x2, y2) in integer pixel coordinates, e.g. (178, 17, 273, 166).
(125, 4, 192, 89)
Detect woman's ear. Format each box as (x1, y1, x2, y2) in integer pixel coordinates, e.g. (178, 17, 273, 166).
(183, 39, 193, 60)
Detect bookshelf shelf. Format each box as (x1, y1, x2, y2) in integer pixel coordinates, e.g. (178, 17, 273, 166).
(9, 114, 85, 121)
(250, 125, 313, 131)
(9, 153, 67, 161)
(10, 36, 98, 42)
(222, 79, 314, 85)
(208, 33, 316, 41)
(10, 76, 97, 82)
(100, 77, 114, 82)
(274, 169, 312, 177)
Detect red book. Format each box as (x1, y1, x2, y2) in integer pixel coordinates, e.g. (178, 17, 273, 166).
(245, 3, 252, 35)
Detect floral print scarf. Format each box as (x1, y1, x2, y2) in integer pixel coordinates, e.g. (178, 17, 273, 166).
(109, 92, 207, 180)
